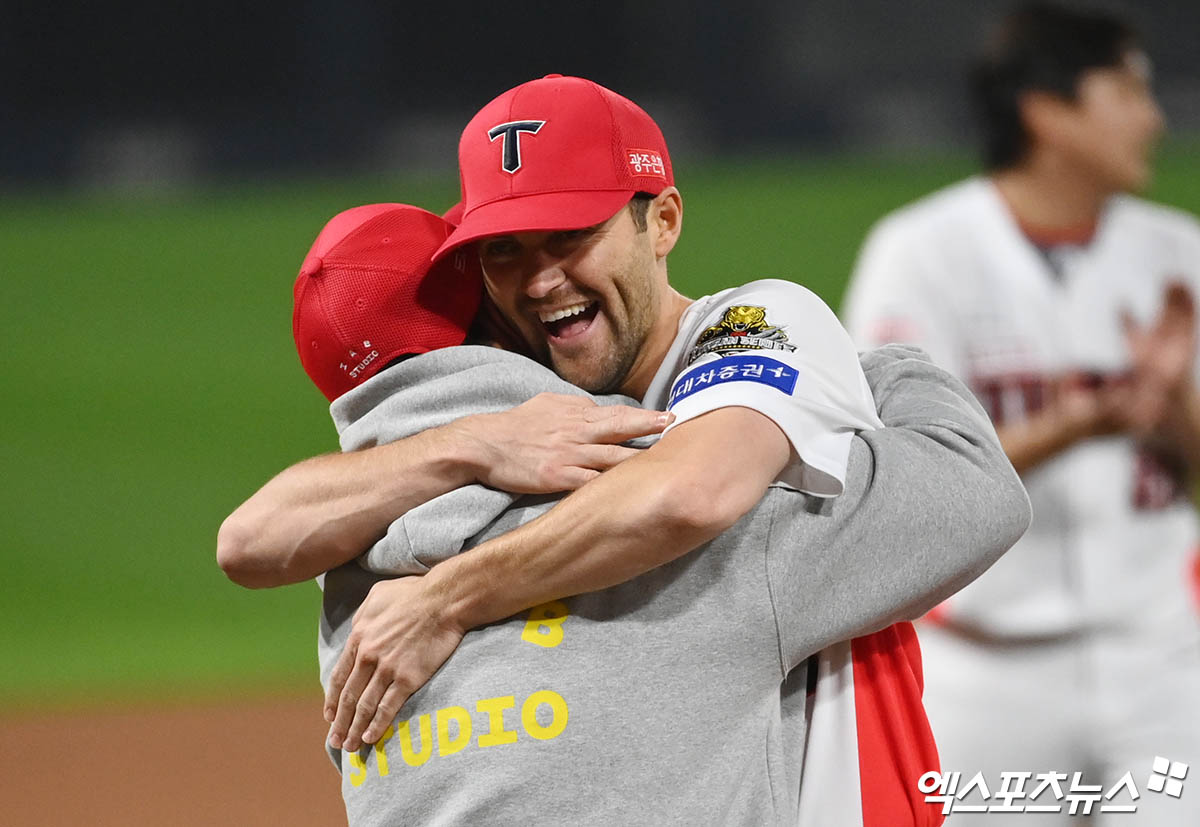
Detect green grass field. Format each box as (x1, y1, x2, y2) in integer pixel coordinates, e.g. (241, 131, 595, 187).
(4, 147, 1198, 706)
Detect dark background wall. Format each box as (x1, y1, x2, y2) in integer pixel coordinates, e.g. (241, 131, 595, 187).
(4, 0, 1197, 188)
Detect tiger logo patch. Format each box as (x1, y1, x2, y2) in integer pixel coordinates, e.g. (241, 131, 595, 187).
(687, 305, 796, 364)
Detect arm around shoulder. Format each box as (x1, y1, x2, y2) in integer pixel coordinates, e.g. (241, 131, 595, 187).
(425, 404, 792, 629)
(768, 344, 1032, 668)
(858, 343, 1032, 580)
(216, 389, 673, 589)
(216, 421, 482, 589)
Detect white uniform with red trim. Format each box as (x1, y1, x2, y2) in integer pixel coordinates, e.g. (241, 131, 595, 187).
(644, 278, 884, 494)
(844, 177, 1200, 823)
(644, 279, 942, 825)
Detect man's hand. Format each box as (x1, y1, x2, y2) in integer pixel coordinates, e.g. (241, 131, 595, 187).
(1101, 281, 1199, 440)
(1001, 284, 1199, 475)
(1123, 281, 1200, 470)
(1056, 371, 1157, 438)
(457, 392, 673, 493)
(325, 576, 466, 752)
(1122, 281, 1197, 410)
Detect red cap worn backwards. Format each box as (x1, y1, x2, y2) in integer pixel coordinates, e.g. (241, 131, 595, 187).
(433, 74, 674, 261)
(293, 203, 482, 402)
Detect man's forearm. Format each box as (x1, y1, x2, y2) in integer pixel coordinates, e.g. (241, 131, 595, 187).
(217, 386, 674, 589)
(996, 409, 1090, 475)
(217, 422, 478, 588)
(420, 406, 790, 631)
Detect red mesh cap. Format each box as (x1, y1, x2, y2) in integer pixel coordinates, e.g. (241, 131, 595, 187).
(433, 74, 673, 260)
(293, 203, 483, 402)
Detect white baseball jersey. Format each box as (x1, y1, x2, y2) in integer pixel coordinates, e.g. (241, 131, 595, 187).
(643, 278, 884, 497)
(843, 178, 1200, 822)
(844, 176, 1200, 640)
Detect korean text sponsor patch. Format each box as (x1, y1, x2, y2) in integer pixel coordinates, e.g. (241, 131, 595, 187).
(668, 355, 799, 409)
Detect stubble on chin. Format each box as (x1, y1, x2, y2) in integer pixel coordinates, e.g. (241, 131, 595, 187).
(550, 351, 623, 394)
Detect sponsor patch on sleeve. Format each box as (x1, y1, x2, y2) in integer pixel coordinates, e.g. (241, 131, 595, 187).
(668, 354, 799, 409)
(687, 304, 796, 364)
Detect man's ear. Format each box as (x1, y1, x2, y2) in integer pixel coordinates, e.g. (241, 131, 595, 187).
(650, 187, 683, 258)
(1019, 90, 1076, 149)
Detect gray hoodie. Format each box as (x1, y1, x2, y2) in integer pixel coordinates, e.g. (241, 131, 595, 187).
(318, 345, 1029, 825)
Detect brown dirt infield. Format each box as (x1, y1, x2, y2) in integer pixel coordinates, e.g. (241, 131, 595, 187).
(0, 693, 347, 826)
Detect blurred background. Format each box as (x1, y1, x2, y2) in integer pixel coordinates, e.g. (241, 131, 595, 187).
(2, 0, 1197, 823)
(5, 0, 1200, 186)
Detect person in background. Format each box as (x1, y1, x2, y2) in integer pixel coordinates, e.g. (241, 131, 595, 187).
(843, 3, 1200, 822)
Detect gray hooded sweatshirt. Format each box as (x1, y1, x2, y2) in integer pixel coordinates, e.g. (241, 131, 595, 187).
(318, 345, 1029, 825)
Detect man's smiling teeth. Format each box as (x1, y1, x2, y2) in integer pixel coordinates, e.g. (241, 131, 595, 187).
(539, 302, 592, 323)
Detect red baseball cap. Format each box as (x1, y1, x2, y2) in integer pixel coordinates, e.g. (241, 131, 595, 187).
(293, 203, 482, 402)
(432, 74, 674, 260)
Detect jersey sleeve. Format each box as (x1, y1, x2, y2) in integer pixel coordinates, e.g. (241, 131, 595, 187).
(842, 217, 966, 379)
(664, 279, 883, 498)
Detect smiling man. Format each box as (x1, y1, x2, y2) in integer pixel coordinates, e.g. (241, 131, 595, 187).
(272, 201, 991, 825)
(430, 74, 882, 497)
(473, 199, 673, 398)
(219, 75, 1030, 771)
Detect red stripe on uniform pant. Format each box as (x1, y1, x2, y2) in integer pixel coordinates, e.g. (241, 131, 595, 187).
(851, 623, 944, 827)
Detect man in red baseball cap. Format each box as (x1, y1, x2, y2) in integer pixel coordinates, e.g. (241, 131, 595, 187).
(219, 77, 1028, 820)
(433, 74, 683, 400)
(225, 196, 1017, 826)
(291, 203, 482, 403)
